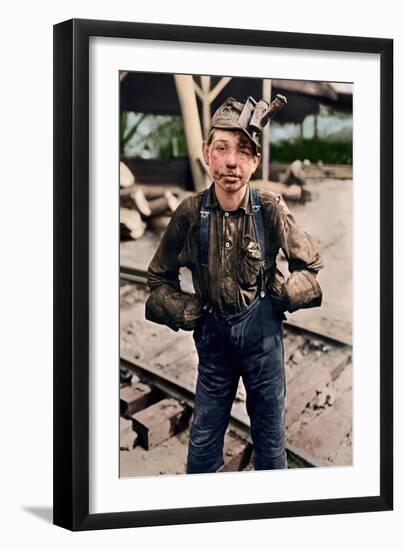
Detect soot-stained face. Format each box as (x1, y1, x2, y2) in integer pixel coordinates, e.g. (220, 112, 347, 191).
(202, 129, 260, 196)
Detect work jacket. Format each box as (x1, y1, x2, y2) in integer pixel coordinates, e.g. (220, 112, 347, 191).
(146, 183, 324, 332)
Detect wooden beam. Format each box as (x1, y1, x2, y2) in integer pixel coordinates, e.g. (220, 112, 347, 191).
(131, 398, 192, 450)
(193, 79, 203, 100)
(200, 75, 211, 93)
(200, 76, 212, 139)
(174, 74, 207, 191)
(120, 382, 153, 418)
(209, 76, 232, 102)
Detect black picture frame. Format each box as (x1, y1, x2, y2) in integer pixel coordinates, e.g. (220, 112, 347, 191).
(53, 18, 393, 531)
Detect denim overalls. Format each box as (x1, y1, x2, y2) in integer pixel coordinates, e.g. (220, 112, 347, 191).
(186, 188, 288, 473)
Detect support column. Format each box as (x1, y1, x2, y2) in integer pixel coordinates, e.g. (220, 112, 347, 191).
(174, 74, 207, 192)
(200, 75, 211, 139)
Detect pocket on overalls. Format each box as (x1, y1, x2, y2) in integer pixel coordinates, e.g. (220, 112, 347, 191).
(193, 311, 216, 350)
(261, 332, 281, 353)
(259, 296, 283, 343)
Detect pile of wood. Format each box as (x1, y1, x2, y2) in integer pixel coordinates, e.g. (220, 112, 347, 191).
(251, 160, 313, 202)
(120, 161, 190, 240)
(120, 157, 315, 242)
(251, 179, 304, 202)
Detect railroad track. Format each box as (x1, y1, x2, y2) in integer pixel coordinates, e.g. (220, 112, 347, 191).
(120, 265, 352, 349)
(120, 355, 321, 473)
(120, 268, 353, 476)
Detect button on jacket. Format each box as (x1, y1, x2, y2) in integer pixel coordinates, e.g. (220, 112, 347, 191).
(146, 183, 324, 332)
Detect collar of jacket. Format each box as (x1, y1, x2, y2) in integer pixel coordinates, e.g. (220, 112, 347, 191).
(204, 182, 253, 215)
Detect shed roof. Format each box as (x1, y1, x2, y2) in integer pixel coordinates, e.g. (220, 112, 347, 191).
(120, 73, 352, 123)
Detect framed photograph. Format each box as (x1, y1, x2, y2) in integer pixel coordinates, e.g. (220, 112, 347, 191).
(53, 18, 393, 530)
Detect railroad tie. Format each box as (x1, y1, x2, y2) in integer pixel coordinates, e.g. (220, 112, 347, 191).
(120, 382, 153, 418)
(218, 431, 253, 472)
(120, 417, 138, 451)
(131, 398, 193, 450)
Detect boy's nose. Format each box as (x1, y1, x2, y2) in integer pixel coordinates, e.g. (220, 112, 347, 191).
(225, 151, 237, 167)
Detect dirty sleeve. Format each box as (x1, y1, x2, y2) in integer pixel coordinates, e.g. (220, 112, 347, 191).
(145, 198, 202, 331)
(271, 196, 325, 313)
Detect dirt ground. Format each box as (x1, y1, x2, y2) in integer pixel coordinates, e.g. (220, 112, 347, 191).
(283, 178, 352, 345)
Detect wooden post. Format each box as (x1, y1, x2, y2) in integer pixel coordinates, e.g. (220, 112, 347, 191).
(200, 75, 211, 139)
(262, 79, 272, 181)
(174, 74, 207, 192)
(193, 75, 232, 187)
(194, 76, 232, 139)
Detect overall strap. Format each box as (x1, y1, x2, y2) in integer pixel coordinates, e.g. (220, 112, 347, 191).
(250, 187, 267, 262)
(199, 189, 210, 267)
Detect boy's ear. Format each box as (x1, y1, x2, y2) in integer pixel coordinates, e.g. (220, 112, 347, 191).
(202, 141, 210, 165)
(252, 153, 261, 173)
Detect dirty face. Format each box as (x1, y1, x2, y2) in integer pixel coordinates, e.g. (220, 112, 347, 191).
(202, 130, 260, 195)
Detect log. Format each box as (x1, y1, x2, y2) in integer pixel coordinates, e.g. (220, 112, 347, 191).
(165, 191, 180, 212)
(138, 183, 184, 200)
(279, 159, 307, 186)
(120, 208, 146, 240)
(120, 161, 135, 188)
(148, 191, 180, 217)
(120, 185, 151, 217)
(251, 180, 302, 201)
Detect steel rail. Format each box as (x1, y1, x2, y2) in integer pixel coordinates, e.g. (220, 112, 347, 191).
(120, 354, 323, 469)
(120, 265, 352, 350)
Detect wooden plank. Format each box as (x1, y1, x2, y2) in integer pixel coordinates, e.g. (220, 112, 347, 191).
(131, 398, 192, 450)
(218, 431, 253, 472)
(120, 382, 152, 418)
(332, 355, 352, 386)
(283, 333, 305, 364)
(283, 333, 307, 384)
(120, 417, 138, 451)
(291, 389, 352, 461)
(285, 358, 330, 428)
(285, 348, 350, 429)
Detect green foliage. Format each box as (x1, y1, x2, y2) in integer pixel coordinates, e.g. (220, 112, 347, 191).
(270, 138, 352, 164)
(120, 112, 187, 159)
(120, 112, 148, 154)
(147, 117, 188, 159)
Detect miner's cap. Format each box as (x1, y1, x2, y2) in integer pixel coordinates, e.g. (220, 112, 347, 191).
(209, 95, 287, 154)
